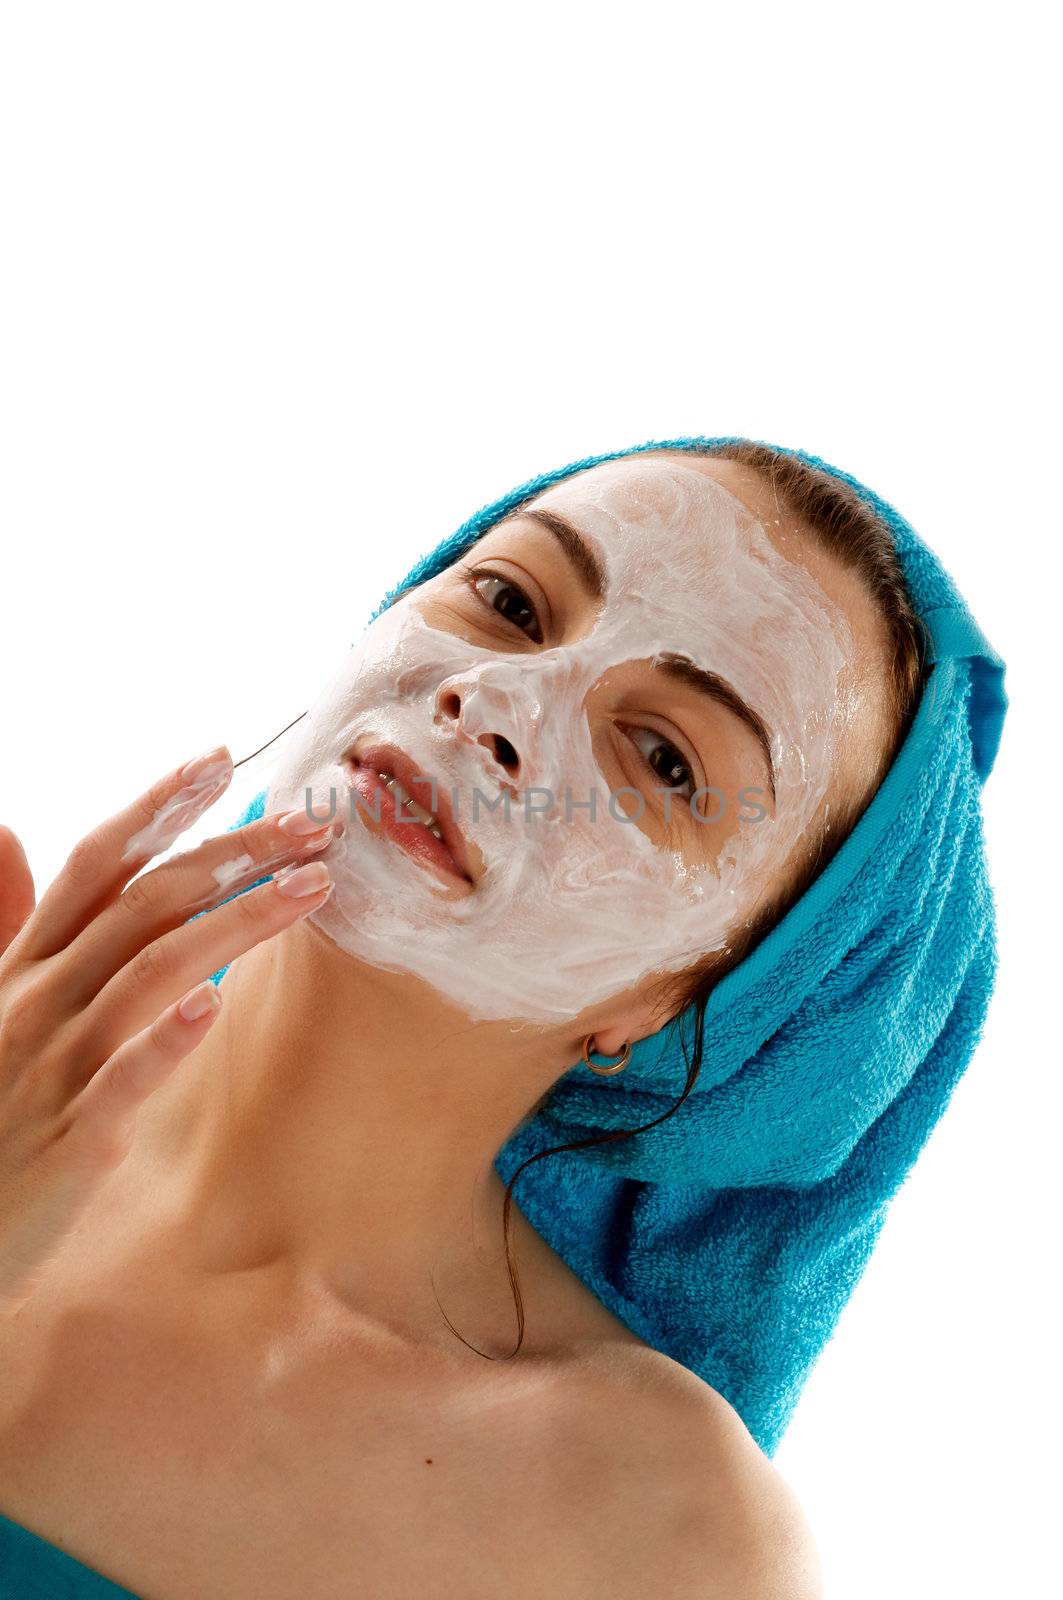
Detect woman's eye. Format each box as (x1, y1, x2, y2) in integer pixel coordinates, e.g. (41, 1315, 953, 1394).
(466, 569, 543, 643)
(623, 725, 695, 800)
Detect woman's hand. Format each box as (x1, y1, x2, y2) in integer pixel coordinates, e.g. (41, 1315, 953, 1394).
(0, 746, 340, 1316)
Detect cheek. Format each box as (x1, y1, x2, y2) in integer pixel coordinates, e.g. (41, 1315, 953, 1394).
(317, 597, 479, 717)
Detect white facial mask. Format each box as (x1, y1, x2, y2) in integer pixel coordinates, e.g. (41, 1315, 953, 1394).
(266, 460, 855, 1024)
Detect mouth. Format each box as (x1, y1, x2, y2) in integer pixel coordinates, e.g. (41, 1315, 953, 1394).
(342, 739, 476, 890)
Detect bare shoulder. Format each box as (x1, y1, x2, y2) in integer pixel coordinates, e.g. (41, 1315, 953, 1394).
(571, 1345, 824, 1600)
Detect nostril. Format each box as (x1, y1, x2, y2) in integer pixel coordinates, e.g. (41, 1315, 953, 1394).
(481, 733, 520, 774)
(434, 684, 521, 774)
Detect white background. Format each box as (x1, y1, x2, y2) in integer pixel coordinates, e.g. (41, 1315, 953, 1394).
(1, 4, 1058, 1593)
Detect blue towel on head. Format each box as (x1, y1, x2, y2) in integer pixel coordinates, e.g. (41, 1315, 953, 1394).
(212, 435, 1007, 1458)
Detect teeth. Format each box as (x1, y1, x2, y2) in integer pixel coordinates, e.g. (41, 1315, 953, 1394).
(377, 772, 444, 839)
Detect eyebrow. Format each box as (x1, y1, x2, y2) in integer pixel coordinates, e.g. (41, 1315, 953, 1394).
(491, 509, 777, 803)
(654, 652, 777, 805)
(495, 506, 607, 603)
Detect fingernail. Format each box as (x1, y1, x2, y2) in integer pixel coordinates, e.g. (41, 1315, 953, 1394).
(122, 748, 234, 865)
(298, 826, 335, 852)
(178, 981, 222, 1022)
(277, 807, 336, 838)
(275, 861, 332, 898)
(181, 745, 233, 788)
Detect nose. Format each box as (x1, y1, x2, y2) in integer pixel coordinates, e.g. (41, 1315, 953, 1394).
(432, 662, 548, 788)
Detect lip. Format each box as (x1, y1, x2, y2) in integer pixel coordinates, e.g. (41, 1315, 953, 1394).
(343, 740, 476, 889)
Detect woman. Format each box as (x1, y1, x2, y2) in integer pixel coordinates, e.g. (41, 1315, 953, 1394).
(0, 437, 1006, 1597)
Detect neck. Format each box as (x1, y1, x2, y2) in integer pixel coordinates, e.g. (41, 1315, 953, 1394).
(117, 917, 576, 1349)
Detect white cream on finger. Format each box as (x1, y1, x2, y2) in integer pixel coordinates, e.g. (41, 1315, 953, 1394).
(120, 754, 233, 864)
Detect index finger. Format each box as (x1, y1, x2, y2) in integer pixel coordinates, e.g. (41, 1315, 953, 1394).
(19, 744, 234, 962)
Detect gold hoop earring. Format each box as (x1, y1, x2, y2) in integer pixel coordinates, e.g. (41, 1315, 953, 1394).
(581, 1034, 631, 1076)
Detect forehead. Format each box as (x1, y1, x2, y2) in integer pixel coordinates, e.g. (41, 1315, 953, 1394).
(510, 456, 769, 634)
(512, 451, 896, 806)
(529, 453, 755, 580)
(620, 449, 898, 800)
(522, 452, 806, 589)
(523, 451, 891, 670)
(488, 457, 852, 769)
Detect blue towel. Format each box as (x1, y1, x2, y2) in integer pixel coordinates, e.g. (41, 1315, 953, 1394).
(211, 436, 1007, 1458)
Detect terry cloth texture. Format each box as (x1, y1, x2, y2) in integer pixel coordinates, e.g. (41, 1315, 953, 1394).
(208, 436, 1008, 1458)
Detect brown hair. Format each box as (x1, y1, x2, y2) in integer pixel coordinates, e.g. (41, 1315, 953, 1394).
(432, 440, 932, 1362)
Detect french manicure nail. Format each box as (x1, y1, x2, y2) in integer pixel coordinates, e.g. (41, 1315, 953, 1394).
(178, 982, 222, 1022)
(181, 745, 233, 788)
(298, 827, 335, 852)
(277, 807, 336, 837)
(122, 747, 234, 864)
(275, 862, 332, 898)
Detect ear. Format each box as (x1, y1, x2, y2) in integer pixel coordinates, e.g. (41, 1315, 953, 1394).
(591, 999, 675, 1060)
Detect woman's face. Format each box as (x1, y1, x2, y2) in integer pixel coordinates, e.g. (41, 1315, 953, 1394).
(267, 456, 881, 1025)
